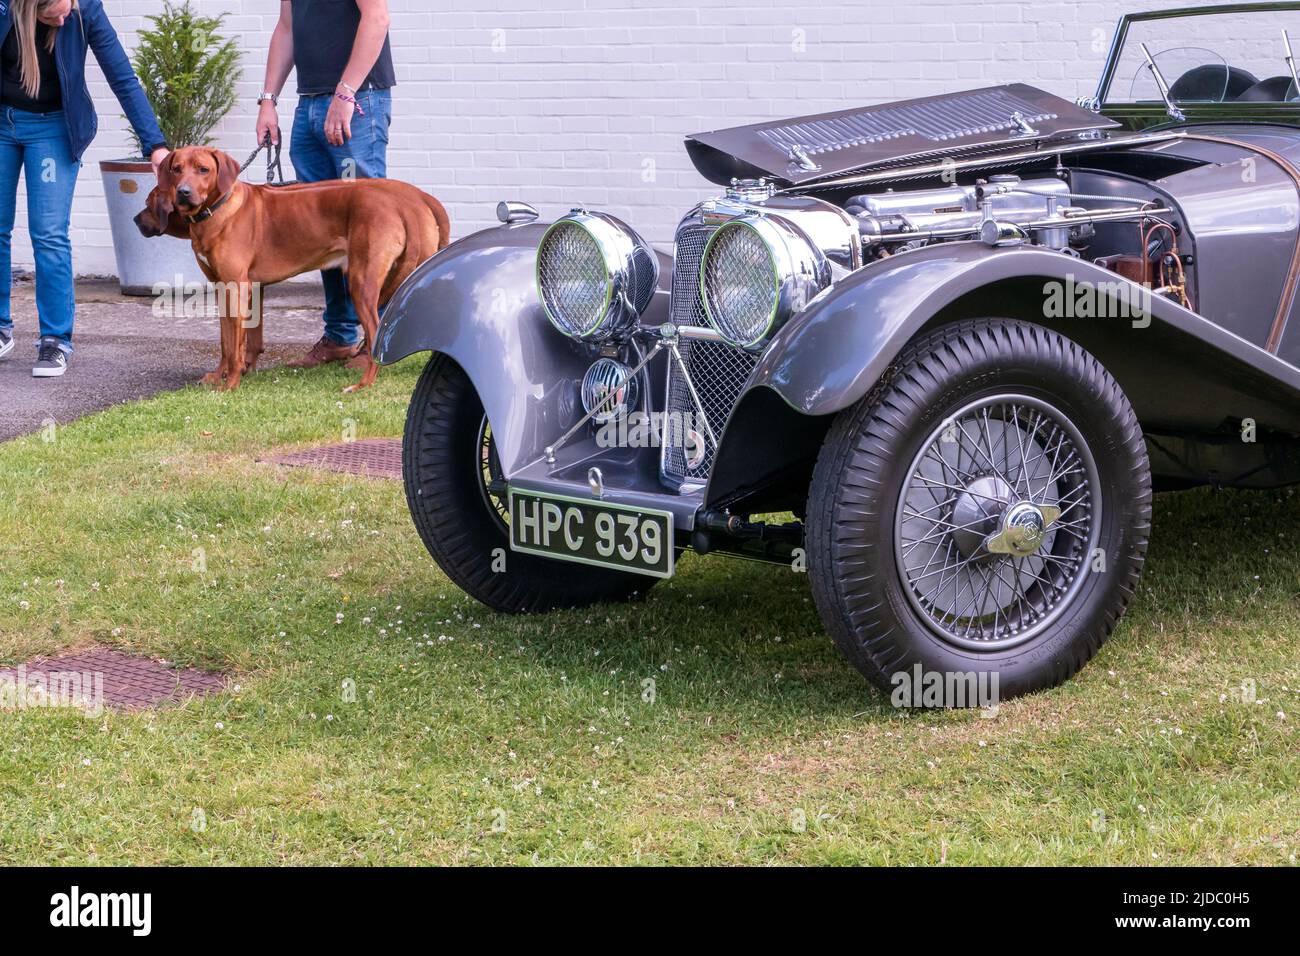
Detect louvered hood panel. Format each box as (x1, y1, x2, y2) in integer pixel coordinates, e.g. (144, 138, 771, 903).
(685, 84, 1119, 186)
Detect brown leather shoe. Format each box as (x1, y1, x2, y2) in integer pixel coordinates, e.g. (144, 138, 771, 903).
(286, 336, 364, 369)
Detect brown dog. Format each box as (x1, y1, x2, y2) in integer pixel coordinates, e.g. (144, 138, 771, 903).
(137, 147, 449, 391)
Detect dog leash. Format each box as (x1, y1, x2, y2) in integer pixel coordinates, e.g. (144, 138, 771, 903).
(239, 134, 289, 186)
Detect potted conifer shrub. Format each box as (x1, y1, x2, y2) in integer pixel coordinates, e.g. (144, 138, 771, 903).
(100, 1, 240, 294)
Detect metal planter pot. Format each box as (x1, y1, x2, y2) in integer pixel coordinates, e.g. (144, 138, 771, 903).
(99, 158, 206, 296)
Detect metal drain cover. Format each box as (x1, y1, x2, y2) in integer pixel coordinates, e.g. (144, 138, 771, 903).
(262, 438, 402, 480)
(0, 648, 227, 711)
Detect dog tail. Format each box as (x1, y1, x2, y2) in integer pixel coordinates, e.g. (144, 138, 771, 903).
(422, 193, 451, 251)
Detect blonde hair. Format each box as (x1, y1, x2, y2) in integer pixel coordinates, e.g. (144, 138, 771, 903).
(12, 1, 78, 100)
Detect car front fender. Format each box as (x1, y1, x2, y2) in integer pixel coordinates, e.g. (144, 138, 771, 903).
(374, 222, 592, 477)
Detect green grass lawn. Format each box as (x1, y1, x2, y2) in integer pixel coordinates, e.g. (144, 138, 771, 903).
(0, 357, 1296, 865)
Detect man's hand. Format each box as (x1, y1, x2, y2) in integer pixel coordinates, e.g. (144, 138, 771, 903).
(256, 102, 282, 147)
(324, 88, 355, 147)
(149, 147, 170, 173)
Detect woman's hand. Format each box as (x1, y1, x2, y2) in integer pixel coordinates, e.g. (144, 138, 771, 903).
(150, 148, 170, 174)
(324, 88, 356, 147)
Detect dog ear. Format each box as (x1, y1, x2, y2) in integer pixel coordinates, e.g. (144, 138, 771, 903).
(148, 185, 175, 222)
(215, 149, 241, 196)
(154, 150, 174, 193)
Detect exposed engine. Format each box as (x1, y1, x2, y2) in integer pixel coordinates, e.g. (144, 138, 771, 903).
(845, 174, 1095, 257)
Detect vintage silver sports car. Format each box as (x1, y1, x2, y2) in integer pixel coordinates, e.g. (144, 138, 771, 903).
(376, 2, 1300, 699)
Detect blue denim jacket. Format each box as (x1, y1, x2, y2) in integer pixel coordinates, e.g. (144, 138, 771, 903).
(0, 0, 165, 160)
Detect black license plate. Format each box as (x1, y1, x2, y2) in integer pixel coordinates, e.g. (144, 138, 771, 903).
(508, 489, 674, 579)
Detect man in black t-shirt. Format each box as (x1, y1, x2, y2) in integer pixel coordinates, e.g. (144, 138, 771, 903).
(255, 0, 396, 368)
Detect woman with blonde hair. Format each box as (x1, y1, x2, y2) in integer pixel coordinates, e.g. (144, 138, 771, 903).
(0, 0, 167, 377)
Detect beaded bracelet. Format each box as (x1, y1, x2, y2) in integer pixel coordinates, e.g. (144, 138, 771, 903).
(335, 92, 366, 116)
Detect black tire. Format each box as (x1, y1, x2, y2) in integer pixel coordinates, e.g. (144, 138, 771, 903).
(807, 319, 1151, 701)
(402, 353, 653, 612)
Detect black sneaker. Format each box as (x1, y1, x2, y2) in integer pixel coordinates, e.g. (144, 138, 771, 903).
(32, 338, 68, 378)
(0, 328, 12, 360)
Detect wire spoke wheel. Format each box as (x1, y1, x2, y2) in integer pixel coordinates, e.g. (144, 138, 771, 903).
(893, 393, 1101, 650)
(476, 415, 509, 533)
(809, 320, 1150, 700)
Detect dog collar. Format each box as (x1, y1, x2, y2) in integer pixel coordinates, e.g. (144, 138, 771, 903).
(187, 189, 235, 224)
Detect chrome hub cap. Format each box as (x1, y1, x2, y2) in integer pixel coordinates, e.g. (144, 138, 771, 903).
(893, 395, 1101, 650)
(986, 501, 1062, 557)
(949, 474, 1014, 558)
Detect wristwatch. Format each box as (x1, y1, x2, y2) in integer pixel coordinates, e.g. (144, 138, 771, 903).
(257, 92, 278, 107)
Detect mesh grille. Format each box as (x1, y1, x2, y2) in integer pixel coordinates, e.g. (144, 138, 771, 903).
(662, 221, 759, 485)
(538, 222, 608, 336)
(631, 243, 657, 313)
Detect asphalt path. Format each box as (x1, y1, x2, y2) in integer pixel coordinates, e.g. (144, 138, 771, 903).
(1, 277, 327, 442)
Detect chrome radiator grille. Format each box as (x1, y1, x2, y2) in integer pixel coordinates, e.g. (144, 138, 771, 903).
(661, 221, 759, 486)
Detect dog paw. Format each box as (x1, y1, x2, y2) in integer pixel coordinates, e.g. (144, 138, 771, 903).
(200, 371, 224, 386)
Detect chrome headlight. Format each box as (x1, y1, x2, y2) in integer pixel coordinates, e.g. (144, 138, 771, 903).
(536, 212, 658, 341)
(699, 216, 828, 351)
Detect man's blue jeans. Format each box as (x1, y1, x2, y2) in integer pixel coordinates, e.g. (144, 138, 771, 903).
(289, 88, 391, 348)
(0, 108, 81, 353)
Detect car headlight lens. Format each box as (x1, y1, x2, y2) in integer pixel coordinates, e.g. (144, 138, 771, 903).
(700, 216, 827, 351)
(537, 212, 657, 341)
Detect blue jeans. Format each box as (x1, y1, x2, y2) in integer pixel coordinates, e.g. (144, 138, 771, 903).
(0, 108, 80, 352)
(289, 88, 391, 347)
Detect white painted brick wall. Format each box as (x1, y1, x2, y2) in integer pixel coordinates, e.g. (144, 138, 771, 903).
(6, 0, 1240, 274)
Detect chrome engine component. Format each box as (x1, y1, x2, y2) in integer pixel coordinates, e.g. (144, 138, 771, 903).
(636, 176, 1160, 491)
(725, 178, 777, 203)
(847, 174, 1089, 252)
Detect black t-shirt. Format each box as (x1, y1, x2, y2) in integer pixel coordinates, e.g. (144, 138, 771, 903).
(291, 0, 396, 95)
(0, 23, 63, 113)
